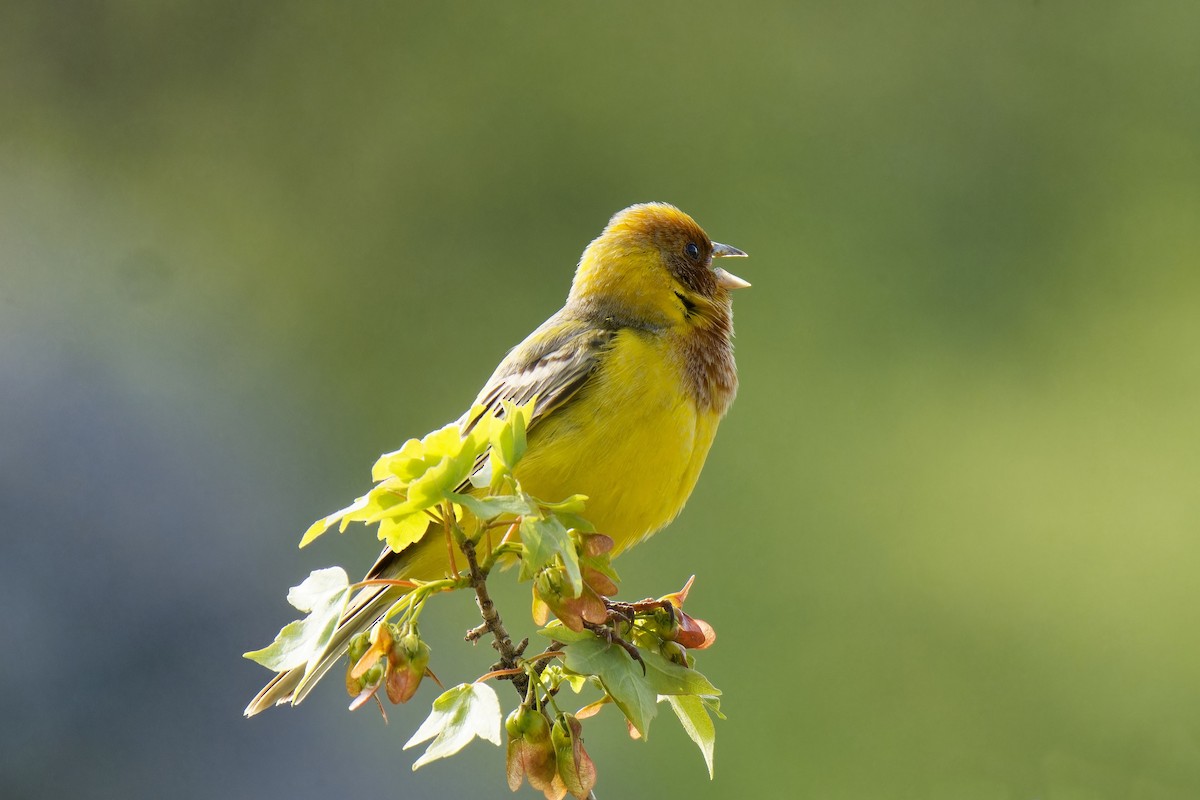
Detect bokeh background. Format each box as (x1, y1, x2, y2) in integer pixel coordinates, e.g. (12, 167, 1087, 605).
(3, 3, 1199, 798)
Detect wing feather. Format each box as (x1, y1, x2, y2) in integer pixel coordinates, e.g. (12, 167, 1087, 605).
(461, 313, 617, 435)
(366, 314, 615, 578)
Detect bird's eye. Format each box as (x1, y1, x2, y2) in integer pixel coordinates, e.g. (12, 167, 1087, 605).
(685, 242, 701, 260)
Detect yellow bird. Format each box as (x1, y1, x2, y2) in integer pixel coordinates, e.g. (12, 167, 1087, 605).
(246, 202, 749, 715)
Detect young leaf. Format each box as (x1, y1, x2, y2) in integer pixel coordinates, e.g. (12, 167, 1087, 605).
(372, 435, 428, 483)
(404, 683, 502, 770)
(445, 491, 535, 521)
(300, 480, 413, 547)
(285, 567, 350, 611)
(539, 494, 588, 515)
(378, 510, 431, 553)
(562, 635, 657, 737)
(299, 494, 370, 547)
(244, 568, 351, 672)
(640, 649, 721, 697)
(368, 421, 485, 516)
(536, 622, 598, 644)
(404, 456, 458, 509)
(489, 398, 535, 474)
(519, 516, 581, 593)
(701, 694, 726, 720)
(664, 694, 716, 779)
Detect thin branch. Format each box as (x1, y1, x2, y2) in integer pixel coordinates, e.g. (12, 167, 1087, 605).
(459, 536, 531, 696)
(461, 527, 595, 800)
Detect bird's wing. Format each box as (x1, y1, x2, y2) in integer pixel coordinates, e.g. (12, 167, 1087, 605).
(463, 313, 618, 434)
(361, 313, 616, 581)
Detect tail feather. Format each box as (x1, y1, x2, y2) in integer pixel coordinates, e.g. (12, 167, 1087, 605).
(291, 585, 404, 705)
(245, 535, 435, 717)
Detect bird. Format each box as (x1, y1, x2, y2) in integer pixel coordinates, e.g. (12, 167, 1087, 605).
(245, 202, 749, 716)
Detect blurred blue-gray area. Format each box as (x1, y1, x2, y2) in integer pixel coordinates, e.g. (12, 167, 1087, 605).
(2, 3, 1199, 798)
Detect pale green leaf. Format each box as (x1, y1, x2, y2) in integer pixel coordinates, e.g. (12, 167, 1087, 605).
(507, 400, 528, 465)
(488, 398, 534, 473)
(378, 510, 432, 553)
(299, 494, 372, 547)
(539, 494, 588, 515)
(664, 694, 716, 778)
(404, 683, 503, 770)
(405, 455, 456, 508)
(640, 649, 721, 697)
(536, 664, 588, 695)
(536, 622, 595, 644)
(446, 491, 535, 521)
(370, 421, 483, 506)
(519, 516, 581, 594)
(468, 458, 493, 489)
(421, 423, 465, 459)
(371, 436, 426, 482)
(492, 414, 517, 472)
(244, 568, 351, 672)
(286, 567, 350, 611)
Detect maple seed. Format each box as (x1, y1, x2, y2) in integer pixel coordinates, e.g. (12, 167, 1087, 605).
(551, 713, 597, 800)
(505, 705, 557, 795)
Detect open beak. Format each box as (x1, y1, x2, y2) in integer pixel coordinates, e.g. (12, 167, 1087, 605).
(711, 241, 750, 289)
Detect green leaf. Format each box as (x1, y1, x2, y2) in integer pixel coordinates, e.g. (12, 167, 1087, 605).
(491, 416, 517, 473)
(421, 423, 466, 459)
(445, 491, 535, 521)
(371, 436, 426, 482)
(370, 421, 484, 511)
(507, 400, 529, 465)
(299, 494, 371, 547)
(405, 456, 457, 508)
(488, 398, 534, 474)
(702, 694, 726, 720)
(404, 683, 503, 770)
(536, 622, 595, 644)
(539, 494, 588, 515)
(302, 480, 417, 547)
(562, 635, 658, 737)
(519, 516, 581, 594)
(243, 568, 351, 672)
(664, 694, 716, 778)
(640, 649, 721, 697)
(378, 510, 431, 553)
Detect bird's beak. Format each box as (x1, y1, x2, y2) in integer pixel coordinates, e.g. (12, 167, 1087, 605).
(711, 241, 750, 289)
(712, 242, 747, 259)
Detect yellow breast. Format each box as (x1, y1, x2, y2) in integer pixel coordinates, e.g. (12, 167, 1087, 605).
(514, 328, 722, 553)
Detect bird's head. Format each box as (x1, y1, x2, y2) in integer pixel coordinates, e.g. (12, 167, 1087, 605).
(568, 203, 749, 326)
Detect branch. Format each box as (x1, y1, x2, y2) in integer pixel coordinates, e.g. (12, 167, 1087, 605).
(461, 538, 596, 800)
(459, 537, 531, 696)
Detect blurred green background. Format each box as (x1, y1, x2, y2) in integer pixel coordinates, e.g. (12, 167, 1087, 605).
(3, 2, 1198, 798)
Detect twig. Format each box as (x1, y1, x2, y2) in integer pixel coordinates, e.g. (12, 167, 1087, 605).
(459, 536, 532, 696)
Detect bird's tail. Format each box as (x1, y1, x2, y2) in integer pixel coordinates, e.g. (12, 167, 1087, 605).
(242, 585, 401, 716)
(244, 534, 439, 717)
